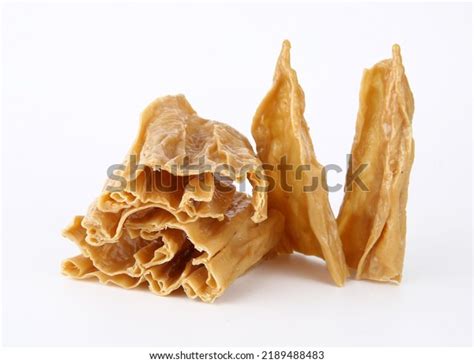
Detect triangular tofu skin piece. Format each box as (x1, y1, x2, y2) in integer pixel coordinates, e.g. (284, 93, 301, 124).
(337, 45, 414, 282)
(337, 45, 415, 283)
(252, 40, 348, 286)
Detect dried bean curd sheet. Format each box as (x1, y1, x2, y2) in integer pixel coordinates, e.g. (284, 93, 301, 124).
(251, 40, 348, 286)
(62, 95, 284, 302)
(337, 45, 415, 282)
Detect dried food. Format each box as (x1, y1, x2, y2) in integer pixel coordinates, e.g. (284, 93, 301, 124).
(62, 95, 283, 302)
(251, 41, 348, 286)
(337, 45, 415, 282)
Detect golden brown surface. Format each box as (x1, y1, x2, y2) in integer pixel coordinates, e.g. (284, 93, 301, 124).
(251, 40, 348, 286)
(62, 95, 284, 302)
(337, 45, 415, 282)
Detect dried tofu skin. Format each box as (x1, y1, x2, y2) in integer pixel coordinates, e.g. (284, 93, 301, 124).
(251, 40, 348, 286)
(63, 198, 283, 302)
(99, 95, 267, 225)
(337, 45, 415, 282)
(62, 95, 284, 302)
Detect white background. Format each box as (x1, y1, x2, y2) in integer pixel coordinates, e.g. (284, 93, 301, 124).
(1, 2, 472, 347)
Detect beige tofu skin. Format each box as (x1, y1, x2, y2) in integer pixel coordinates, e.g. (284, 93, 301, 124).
(252, 40, 348, 286)
(62, 95, 284, 303)
(337, 45, 415, 282)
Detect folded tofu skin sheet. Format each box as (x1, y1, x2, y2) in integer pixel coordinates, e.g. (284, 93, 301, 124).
(62, 41, 414, 302)
(337, 45, 415, 282)
(62, 95, 284, 303)
(251, 41, 348, 287)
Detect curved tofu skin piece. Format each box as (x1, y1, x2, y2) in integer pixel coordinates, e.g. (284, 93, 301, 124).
(100, 95, 267, 224)
(63, 199, 283, 303)
(62, 95, 284, 302)
(337, 45, 415, 282)
(251, 40, 348, 286)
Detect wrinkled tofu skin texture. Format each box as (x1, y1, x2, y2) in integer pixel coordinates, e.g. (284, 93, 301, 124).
(337, 45, 415, 282)
(63, 197, 283, 303)
(99, 95, 267, 224)
(251, 40, 348, 286)
(62, 95, 284, 302)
